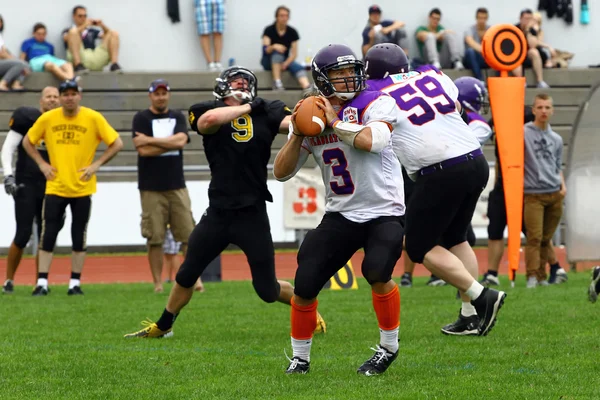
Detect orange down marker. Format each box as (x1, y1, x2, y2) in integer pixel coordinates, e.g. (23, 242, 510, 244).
(481, 25, 527, 286)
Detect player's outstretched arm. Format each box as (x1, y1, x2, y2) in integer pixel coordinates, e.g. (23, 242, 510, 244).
(1, 130, 22, 177)
(197, 103, 252, 134)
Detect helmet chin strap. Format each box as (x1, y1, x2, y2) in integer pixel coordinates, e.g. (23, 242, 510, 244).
(225, 90, 253, 104)
(334, 92, 356, 101)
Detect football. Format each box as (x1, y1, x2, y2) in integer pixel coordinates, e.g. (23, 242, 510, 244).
(294, 96, 327, 137)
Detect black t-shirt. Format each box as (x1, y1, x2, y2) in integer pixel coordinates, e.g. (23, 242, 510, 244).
(262, 24, 300, 58)
(8, 106, 48, 184)
(132, 109, 189, 191)
(62, 26, 102, 50)
(489, 105, 534, 186)
(188, 99, 291, 209)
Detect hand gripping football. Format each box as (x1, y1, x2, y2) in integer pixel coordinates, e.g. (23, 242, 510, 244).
(294, 97, 327, 137)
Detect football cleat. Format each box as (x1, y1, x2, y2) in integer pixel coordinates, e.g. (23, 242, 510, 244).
(471, 288, 506, 336)
(2, 280, 14, 294)
(427, 275, 447, 287)
(357, 345, 398, 376)
(32, 285, 48, 296)
(285, 356, 310, 374)
(400, 273, 412, 288)
(441, 312, 480, 336)
(479, 273, 500, 286)
(588, 266, 600, 303)
(67, 286, 84, 295)
(123, 319, 173, 339)
(314, 311, 327, 334)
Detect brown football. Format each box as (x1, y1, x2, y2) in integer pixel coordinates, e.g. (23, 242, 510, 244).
(294, 97, 327, 137)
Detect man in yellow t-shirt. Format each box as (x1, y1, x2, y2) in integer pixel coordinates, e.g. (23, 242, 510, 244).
(23, 79, 123, 296)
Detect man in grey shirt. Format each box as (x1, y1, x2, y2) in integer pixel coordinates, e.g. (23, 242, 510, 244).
(523, 93, 567, 288)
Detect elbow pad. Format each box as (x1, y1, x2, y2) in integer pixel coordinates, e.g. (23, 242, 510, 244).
(460, 107, 469, 124)
(331, 120, 362, 147)
(367, 121, 392, 153)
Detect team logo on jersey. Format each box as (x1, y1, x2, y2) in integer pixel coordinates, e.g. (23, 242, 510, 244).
(389, 71, 419, 83)
(342, 106, 358, 123)
(8, 118, 14, 128)
(188, 111, 195, 127)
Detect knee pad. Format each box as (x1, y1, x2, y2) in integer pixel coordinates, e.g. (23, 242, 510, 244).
(252, 279, 280, 303)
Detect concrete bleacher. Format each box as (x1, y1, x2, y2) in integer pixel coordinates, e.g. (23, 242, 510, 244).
(1, 68, 599, 183)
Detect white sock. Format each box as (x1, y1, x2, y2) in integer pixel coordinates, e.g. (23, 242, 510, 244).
(465, 281, 484, 301)
(4, 279, 13, 285)
(69, 279, 80, 289)
(379, 327, 399, 353)
(461, 302, 477, 317)
(37, 278, 48, 288)
(291, 337, 312, 362)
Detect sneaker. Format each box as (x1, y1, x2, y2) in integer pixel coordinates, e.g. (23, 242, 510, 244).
(453, 60, 465, 70)
(427, 275, 447, 287)
(357, 345, 398, 376)
(109, 63, 123, 73)
(285, 356, 310, 374)
(314, 311, 327, 334)
(441, 312, 480, 336)
(537, 280, 550, 287)
(537, 81, 550, 89)
(214, 62, 223, 71)
(74, 64, 89, 74)
(272, 84, 285, 91)
(400, 273, 412, 288)
(588, 266, 600, 303)
(526, 276, 538, 288)
(67, 286, 84, 295)
(553, 268, 569, 284)
(432, 61, 442, 69)
(123, 319, 173, 338)
(32, 285, 48, 296)
(2, 280, 14, 294)
(480, 273, 500, 286)
(470, 288, 507, 336)
(208, 62, 218, 72)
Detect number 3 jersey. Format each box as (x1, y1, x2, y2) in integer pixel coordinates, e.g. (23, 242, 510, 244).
(366, 66, 481, 176)
(296, 92, 405, 223)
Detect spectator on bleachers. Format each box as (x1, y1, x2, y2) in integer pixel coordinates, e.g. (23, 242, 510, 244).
(361, 5, 408, 59)
(20, 23, 75, 82)
(62, 5, 122, 74)
(463, 7, 490, 81)
(0, 15, 29, 91)
(132, 79, 197, 293)
(523, 93, 567, 288)
(415, 8, 464, 70)
(194, 0, 225, 72)
(532, 11, 574, 69)
(511, 9, 550, 88)
(261, 6, 311, 93)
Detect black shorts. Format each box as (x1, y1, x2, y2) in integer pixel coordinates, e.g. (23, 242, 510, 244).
(402, 166, 415, 206)
(522, 46, 549, 68)
(41, 195, 91, 252)
(487, 181, 527, 240)
(175, 203, 280, 303)
(405, 154, 489, 263)
(13, 180, 46, 248)
(294, 212, 404, 299)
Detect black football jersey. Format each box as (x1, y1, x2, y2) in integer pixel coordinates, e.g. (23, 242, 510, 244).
(489, 105, 534, 185)
(8, 106, 49, 183)
(188, 98, 291, 209)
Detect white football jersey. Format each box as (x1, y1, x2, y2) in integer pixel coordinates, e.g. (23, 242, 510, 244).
(367, 67, 482, 176)
(292, 92, 405, 223)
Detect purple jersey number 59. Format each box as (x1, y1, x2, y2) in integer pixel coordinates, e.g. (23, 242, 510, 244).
(390, 75, 455, 126)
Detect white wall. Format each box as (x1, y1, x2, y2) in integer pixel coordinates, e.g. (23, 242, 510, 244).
(2, 0, 597, 72)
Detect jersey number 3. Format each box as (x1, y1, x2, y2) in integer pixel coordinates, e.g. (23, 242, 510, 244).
(231, 114, 254, 142)
(391, 75, 455, 126)
(323, 148, 355, 195)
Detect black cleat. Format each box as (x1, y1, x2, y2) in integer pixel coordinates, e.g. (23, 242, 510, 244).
(67, 286, 84, 296)
(588, 266, 600, 303)
(427, 275, 447, 287)
(400, 273, 412, 288)
(471, 288, 506, 336)
(357, 345, 398, 376)
(441, 312, 480, 336)
(2, 280, 14, 294)
(32, 286, 48, 296)
(285, 356, 310, 374)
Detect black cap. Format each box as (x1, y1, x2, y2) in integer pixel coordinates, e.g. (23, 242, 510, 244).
(369, 5, 381, 14)
(58, 79, 81, 93)
(149, 79, 170, 92)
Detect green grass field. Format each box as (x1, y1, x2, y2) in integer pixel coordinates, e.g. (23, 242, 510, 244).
(1, 273, 597, 399)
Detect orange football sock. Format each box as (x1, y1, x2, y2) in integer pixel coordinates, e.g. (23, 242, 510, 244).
(290, 297, 318, 340)
(372, 285, 400, 353)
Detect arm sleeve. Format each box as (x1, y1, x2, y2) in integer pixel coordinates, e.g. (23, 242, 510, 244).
(96, 112, 119, 145)
(1, 130, 23, 176)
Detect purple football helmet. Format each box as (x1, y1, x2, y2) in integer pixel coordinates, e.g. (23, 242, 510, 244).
(455, 76, 489, 114)
(311, 44, 366, 100)
(364, 43, 410, 79)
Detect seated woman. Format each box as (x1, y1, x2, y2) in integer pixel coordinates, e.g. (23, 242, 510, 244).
(0, 15, 29, 91)
(20, 23, 74, 81)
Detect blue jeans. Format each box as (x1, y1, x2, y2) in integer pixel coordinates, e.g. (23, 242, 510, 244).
(261, 51, 306, 78)
(463, 48, 488, 81)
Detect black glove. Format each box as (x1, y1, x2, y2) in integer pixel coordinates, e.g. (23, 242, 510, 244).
(249, 97, 266, 112)
(3, 175, 18, 197)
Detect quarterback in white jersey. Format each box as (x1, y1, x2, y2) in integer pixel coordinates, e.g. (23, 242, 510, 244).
(274, 44, 404, 377)
(365, 43, 507, 339)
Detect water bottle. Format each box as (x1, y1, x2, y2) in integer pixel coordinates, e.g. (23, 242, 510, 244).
(581, 0, 590, 25)
(228, 57, 235, 67)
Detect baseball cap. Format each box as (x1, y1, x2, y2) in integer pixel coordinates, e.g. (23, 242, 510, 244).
(58, 79, 81, 93)
(149, 79, 170, 93)
(369, 5, 382, 14)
